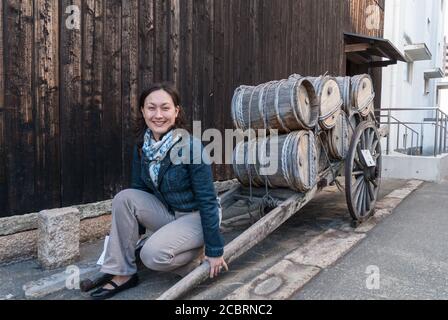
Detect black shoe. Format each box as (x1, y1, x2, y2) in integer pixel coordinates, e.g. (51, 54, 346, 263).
(80, 273, 114, 292)
(90, 274, 139, 300)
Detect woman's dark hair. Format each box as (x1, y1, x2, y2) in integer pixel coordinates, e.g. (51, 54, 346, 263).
(133, 82, 187, 157)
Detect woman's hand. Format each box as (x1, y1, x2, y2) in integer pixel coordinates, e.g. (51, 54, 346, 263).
(204, 256, 229, 278)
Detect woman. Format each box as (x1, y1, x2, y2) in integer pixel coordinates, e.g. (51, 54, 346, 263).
(90, 82, 228, 300)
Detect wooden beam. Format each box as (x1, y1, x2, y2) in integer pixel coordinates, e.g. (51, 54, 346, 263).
(345, 43, 372, 53)
(369, 60, 397, 68)
(374, 46, 391, 60)
(347, 52, 371, 64)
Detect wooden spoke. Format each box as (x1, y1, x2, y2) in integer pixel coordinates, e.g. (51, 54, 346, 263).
(367, 129, 375, 151)
(359, 131, 366, 149)
(356, 182, 366, 216)
(372, 139, 379, 152)
(363, 182, 370, 213)
(352, 175, 364, 196)
(367, 180, 375, 201)
(356, 145, 365, 163)
(354, 158, 365, 170)
(365, 184, 371, 212)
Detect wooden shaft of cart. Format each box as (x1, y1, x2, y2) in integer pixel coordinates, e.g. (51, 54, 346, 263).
(156, 163, 343, 300)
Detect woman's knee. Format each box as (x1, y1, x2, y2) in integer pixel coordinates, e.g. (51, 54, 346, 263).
(139, 242, 174, 272)
(112, 189, 137, 208)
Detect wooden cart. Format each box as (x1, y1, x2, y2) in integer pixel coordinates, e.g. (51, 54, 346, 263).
(158, 119, 384, 300)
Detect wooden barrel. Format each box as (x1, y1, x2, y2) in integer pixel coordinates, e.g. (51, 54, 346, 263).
(327, 111, 350, 160)
(232, 131, 318, 192)
(300, 75, 343, 130)
(351, 74, 375, 117)
(231, 78, 319, 133)
(335, 76, 354, 115)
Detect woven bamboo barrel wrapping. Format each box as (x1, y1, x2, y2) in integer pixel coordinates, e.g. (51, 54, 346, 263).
(231, 78, 319, 133)
(335, 76, 354, 115)
(327, 111, 350, 160)
(351, 74, 375, 117)
(232, 131, 318, 192)
(298, 76, 343, 130)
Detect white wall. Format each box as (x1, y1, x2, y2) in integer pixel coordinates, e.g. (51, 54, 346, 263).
(438, 0, 448, 115)
(382, 153, 448, 182)
(381, 0, 446, 155)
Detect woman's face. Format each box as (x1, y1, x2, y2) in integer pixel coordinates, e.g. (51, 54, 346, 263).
(141, 89, 179, 141)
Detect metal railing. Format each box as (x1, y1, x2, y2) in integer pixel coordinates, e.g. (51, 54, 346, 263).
(380, 108, 448, 156)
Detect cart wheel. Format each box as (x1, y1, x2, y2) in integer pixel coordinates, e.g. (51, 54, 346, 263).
(345, 121, 382, 222)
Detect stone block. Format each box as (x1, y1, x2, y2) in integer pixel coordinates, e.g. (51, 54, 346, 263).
(38, 207, 80, 269)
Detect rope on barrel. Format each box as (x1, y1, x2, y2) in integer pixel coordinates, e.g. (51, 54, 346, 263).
(245, 84, 256, 223)
(236, 86, 248, 130)
(357, 92, 375, 117)
(274, 79, 291, 133)
(260, 81, 280, 215)
(319, 99, 344, 123)
(242, 81, 276, 224)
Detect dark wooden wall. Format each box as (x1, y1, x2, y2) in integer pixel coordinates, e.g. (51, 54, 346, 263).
(348, 0, 385, 112)
(0, 0, 384, 217)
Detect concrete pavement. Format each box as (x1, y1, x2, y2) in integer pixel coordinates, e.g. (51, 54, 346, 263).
(294, 181, 448, 300)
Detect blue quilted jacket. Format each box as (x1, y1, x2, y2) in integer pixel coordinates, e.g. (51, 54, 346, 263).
(130, 134, 224, 257)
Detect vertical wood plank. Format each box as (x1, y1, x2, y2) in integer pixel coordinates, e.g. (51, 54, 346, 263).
(179, 0, 193, 130)
(212, 0, 224, 180)
(34, 0, 61, 210)
(121, 0, 139, 187)
(82, 0, 104, 202)
(203, 0, 214, 130)
(169, 0, 180, 87)
(60, 0, 83, 206)
(139, 0, 154, 91)
(3, 0, 35, 215)
(202, 0, 216, 177)
(250, 0, 261, 84)
(102, 0, 122, 198)
(154, 0, 169, 81)
(0, 0, 6, 214)
(191, 0, 200, 123)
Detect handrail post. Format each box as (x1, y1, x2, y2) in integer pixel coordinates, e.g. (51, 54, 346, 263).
(403, 127, 408, 154)
(404, 127, 408, 152)
(434, 109, 439, 156)
(397, 123, 400, 152)
(443, 114, 448, 153)
(386, 109, 391, 155)
(439, 112, 443, 154)
(421, 123, 424, 155)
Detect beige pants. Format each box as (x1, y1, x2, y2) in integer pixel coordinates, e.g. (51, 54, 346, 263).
(100, 188, 220, 277)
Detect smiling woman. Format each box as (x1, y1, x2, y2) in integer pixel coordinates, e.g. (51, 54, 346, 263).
(134, 83, 187, 151)
(88, 83, 227, 300)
